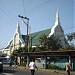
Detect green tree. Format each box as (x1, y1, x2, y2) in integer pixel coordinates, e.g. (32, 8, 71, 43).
(39, 34, 47, 46)
(67, 32, 75, 41)
(66, 32, 75, 50)
(39, 34, 62, 51)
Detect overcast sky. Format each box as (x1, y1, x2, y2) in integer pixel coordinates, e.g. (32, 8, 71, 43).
(0, 0, 74, 50)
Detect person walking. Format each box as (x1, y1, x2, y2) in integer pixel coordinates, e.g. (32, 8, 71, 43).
(14, 58, 17, 67)
(29, 59, 38, 75)
(65, 61, 71, 75)
(9, 59, 13, 67)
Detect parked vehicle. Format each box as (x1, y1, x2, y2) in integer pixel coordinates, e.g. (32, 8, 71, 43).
(0, 58, 3, 72)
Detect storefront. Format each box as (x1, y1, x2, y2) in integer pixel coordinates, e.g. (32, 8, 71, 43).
(14, 50, 75, 71)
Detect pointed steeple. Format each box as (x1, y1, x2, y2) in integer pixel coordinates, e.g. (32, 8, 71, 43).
(55, 6, 60, 25)
(15, 22, 21, 34)
(48, 6, 61, 37)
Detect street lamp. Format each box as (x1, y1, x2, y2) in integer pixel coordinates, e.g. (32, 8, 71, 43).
(18, 15, 29, 68)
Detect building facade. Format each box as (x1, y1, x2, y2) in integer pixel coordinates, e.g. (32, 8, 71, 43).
(2, 8, 68, 56)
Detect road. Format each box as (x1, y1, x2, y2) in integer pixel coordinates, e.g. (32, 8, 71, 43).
(0, 64, 75, 75)
(0, 69, 64, 75)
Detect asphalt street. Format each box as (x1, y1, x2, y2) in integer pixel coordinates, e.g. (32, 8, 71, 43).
(0, 69, 65, 75)
(0, 64, 75, 75)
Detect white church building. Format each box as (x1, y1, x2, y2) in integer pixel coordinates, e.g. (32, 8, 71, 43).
(2, 8, 68, 56)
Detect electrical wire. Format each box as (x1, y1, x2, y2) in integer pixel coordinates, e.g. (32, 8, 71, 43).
(26, 0, 50, 16)
(23, 0, 27, 16)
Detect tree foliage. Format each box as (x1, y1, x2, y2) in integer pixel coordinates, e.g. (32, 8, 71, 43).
(64, 44, 75, 50)
(13, 47, 26, 53)
(38, 34, 62, 51)
(13, 32, 75, 53)
(67, 32, 75, 41)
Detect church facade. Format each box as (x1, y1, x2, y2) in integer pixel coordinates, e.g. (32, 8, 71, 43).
(2, 8, 68, 56)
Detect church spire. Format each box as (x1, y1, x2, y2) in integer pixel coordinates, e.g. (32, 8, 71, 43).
(48, 6, 61, 37)
(55, 6, 60, 24)
(15, 21, 21, 34)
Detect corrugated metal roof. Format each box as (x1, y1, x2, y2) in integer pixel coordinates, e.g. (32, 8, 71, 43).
(5, 28, 51, 49)
(30, 28, 51, 46)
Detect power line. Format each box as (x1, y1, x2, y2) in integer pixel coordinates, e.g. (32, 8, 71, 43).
(0, 18, 17, 33)
(26, 0, 49, 16)
(0, 0, 23, 27)
(27, 0, 49, 12)
(64, 26, 74, 31)
(23, 0, 27, 16)
(0, 1, 13, 21)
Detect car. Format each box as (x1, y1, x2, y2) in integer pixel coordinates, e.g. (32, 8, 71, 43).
(0, 58, 3, 72)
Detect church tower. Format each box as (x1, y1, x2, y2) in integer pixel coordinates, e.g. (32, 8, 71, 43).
(48, 7, 68, 48)
(8, 22, 25, 54)
(15, 22, 21, 35)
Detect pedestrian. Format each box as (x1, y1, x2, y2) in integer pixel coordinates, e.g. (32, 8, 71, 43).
(9, 59, 13, 67)
(14, 58, 17, 67)
(65, 61, 71, 75)
(29, 59, 38, 75)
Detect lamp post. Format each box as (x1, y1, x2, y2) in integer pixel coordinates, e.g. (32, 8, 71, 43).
(18, 15, 29, 68)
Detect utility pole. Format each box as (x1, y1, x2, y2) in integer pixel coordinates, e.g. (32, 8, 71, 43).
(18, 15, 29, 68)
